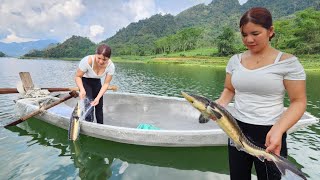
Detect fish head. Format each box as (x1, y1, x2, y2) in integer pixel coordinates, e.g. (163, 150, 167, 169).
(181, 91, 209, 111)
(181, 91, 220, 122)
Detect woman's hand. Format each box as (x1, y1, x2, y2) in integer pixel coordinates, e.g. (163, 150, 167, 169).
(265, 126, 283, 156)
(91, 98, 100, 106)
(79, 90, 86, 100)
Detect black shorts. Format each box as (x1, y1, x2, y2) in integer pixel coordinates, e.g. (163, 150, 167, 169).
(228, 119, 287, 180)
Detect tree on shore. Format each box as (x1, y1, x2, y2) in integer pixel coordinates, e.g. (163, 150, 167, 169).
(217, 27, 237, 56)
(273, 8, 320, 54)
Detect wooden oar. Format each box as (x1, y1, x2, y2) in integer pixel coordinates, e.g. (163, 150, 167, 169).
(4, 91, 79, 127)
(0, 85, 118, 94)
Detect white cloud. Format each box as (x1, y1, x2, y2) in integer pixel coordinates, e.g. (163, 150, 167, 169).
(0, 0, 86, 42)
(1, 29, 38, 43)
(0, 0, 246, 43)
(122, 0, 157, 22)
(89, 25, 104, 42)
(90, 25, 104, 37)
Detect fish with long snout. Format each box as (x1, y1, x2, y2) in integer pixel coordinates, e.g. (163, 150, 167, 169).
(68, 102, 81, 141)
(181, 91, 306, 180)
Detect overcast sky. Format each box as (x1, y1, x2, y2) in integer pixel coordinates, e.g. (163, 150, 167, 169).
(0, 0, 247, 43)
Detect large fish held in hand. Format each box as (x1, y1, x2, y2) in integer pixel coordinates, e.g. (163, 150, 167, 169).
(181, 92, 307, 180)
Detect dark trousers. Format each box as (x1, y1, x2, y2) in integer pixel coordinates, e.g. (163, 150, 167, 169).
(228, 120, 287, 180)
(82, 77, 103, 124)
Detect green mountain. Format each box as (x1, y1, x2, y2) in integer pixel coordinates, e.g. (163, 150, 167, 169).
(23, 36, 96, 58)
(101, 14, 177, 55)
(103, 0, 318, 55)
(24, 0, 319, 58)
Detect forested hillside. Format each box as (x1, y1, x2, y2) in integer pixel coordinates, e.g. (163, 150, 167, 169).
(102, 14, 177, 56)
(104, 0, 319, 56)
(24, 36, 96, 58)
(272, 8, 320, 54)
(23, 0, 320, 58)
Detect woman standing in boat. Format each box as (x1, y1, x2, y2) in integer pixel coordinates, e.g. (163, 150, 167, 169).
(215, 7, 306, 179)
(75, 44, 115, 124)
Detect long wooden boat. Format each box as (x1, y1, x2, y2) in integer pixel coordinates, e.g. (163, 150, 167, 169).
(14, 92, 319, 147)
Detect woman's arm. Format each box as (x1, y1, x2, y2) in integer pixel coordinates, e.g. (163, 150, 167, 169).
(216, 73, 235, 107)
(91, 74, 113, 106)
(75, 69, 86, 99)
(265, 80, 307, 155)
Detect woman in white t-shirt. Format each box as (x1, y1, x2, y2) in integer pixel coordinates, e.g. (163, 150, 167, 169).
(75, 44, 115, 124)
(216, 7, 306, 179)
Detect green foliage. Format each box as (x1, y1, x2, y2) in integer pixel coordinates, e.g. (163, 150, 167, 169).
(104, 0, 319, 56)
(0, 51, 6, 57)
(217, 27, 237, 56)
(273, 8, 320, 54)
(103, 14, 177, 56)
(155, 27, 203, 54)
(293, 8, 320, 54)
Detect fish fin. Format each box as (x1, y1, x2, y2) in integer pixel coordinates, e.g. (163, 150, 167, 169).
(206, 106, 222, 119)
(234, 143, 244, 152)
(199, 114, 210, 123)
(271, 153, 307, 180)
(229, 139, 245, 152)
(257, 155, 265, 162)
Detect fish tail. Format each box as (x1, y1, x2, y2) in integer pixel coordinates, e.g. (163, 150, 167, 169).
(272, 154, 307, 180)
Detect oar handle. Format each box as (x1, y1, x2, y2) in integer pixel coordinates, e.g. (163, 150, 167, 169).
(42, 85, 118, 92)
(0, 88, 20, 94)
(4, 91, 79, 127)
(0, 85, 118, 94)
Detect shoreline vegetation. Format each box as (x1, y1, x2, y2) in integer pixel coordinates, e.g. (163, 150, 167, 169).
(20, 48, 320, 71)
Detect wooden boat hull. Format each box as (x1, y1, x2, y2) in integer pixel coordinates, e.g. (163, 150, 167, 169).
(14, 92, 319, 147)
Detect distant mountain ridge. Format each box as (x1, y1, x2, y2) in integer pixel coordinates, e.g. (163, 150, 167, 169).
(23, 36, 95, 58)
(23, 0, 320, 58)
(0, 39, 58, 57)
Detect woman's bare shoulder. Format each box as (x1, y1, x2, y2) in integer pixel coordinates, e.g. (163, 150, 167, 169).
(280, 53, 295, 61)
(88, 55, 93, 66)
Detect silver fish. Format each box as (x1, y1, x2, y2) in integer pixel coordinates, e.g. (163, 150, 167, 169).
(181, 91, 306, 180)
(68, 102, 81, 141)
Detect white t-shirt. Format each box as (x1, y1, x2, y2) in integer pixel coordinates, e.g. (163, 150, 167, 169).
(79, 55, 115, 79)
(226, 52, 306, 125)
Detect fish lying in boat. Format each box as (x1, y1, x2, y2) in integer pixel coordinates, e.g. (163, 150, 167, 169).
(181, 92, 307, 180)
(68, 102, 81, 141)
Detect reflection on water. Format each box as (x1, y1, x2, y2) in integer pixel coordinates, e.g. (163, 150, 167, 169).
(4, 119, 230, 179)
(0, 58, 319, 179)
(71, 141, 113, 180)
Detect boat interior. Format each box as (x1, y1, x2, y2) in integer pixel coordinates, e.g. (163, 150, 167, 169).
(62, 93, 221, 130)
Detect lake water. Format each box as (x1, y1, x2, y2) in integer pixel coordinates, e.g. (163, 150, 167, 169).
(0, 57, 319, 179)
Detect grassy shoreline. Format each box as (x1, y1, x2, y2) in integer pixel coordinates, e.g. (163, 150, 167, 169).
(21, 51, 320, 71)
(112, 54, 320, 71)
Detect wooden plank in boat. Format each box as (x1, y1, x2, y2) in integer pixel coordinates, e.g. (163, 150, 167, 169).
(19, 72, 34, 91)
